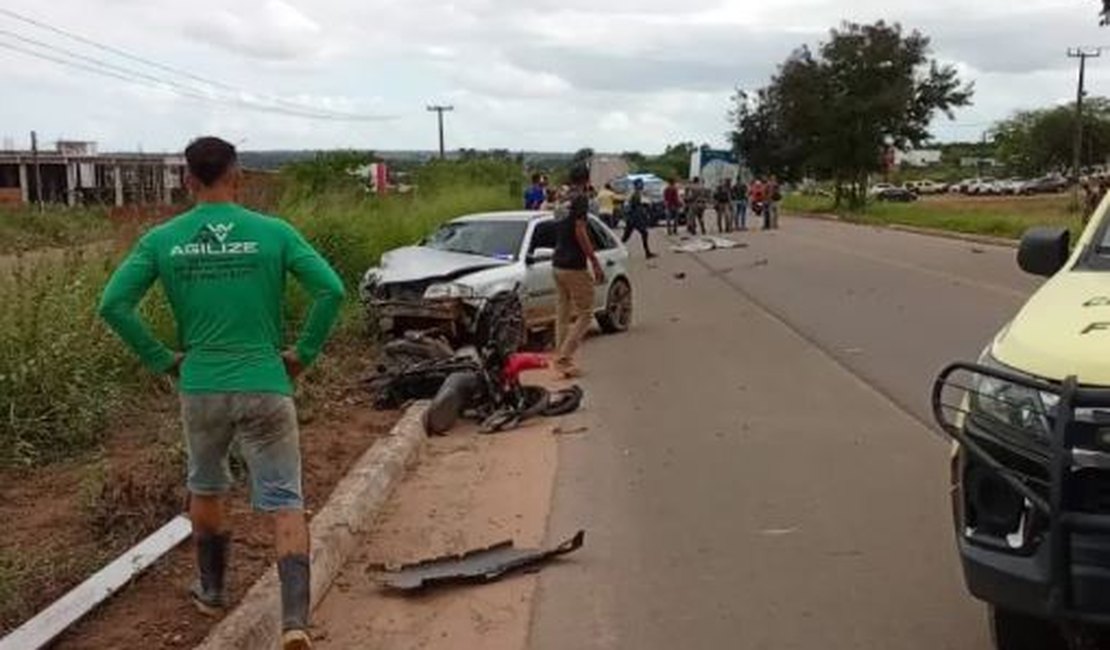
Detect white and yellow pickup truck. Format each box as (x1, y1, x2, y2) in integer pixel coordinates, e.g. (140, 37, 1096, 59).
(934, 198, 1110, 649)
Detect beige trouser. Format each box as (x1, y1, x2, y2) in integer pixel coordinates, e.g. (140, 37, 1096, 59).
(554, 268, 595, 364)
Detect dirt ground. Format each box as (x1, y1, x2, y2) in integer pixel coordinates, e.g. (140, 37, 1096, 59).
(0, 377, 399, 650)
(311, 394, 572, 649)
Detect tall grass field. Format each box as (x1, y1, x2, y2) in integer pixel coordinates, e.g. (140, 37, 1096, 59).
(0, 162, 518, 467)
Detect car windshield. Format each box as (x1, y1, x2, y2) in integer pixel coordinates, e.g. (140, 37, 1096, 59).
(423, 220, 527, 261)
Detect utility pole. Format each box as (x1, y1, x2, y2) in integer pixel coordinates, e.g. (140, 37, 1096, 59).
(1068, 47, 1101, 206)
(30, 130, 43, 210)
(426, 105, 454, 159)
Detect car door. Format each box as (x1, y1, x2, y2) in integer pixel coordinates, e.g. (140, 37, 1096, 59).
(522, 218, 559, 327)
(587, 216, 625, 310)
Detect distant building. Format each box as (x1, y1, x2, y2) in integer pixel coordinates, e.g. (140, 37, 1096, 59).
(896, 149, 943, 167)
(0, 140, 186, 207)
(960, 157, 1002, 169)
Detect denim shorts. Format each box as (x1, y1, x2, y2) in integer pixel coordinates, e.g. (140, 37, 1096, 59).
(181, 393, 303, 512)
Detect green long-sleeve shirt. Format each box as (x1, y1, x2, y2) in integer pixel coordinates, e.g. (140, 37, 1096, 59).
(98, 202, 345, 395)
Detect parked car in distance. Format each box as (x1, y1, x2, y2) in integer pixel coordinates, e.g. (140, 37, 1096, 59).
(868, 182, 895, 197)
(996, 178, 1028, 195)
(952, 178, 977, 194)
(874, 187, 918, 202)
(905, 179, 946, 195)
(359, 211, 634, 347)
(1025, 174, 1069, 194)
(967, 177, 1000, 195)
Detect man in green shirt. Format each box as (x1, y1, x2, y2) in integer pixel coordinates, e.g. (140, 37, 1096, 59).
(99, 137, 345, 650)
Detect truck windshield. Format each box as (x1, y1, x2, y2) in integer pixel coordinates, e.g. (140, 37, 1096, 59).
(424, 221, 527, 261)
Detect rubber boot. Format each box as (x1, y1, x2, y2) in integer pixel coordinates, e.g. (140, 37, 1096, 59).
(279, 554, 312, 649)
(190, 532, 229, 616)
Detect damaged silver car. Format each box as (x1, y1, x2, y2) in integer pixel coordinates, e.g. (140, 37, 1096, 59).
(359, 211, 633, 347)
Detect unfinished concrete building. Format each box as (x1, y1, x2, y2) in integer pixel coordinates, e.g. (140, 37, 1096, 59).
(0, 141, 187, 207)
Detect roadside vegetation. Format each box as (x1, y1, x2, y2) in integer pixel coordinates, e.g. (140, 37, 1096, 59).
(0, 156, 517, 468)
(0, 156, 518, 631)
(0, 205, 113, 254)
(783, 193, 1085, 240)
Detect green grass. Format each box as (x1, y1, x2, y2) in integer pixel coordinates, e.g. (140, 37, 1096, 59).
(0, 205, 113, 254)
(783, 193, 1085, 240)
(0, 180, 516, 468)
(0, 545, 110, 632)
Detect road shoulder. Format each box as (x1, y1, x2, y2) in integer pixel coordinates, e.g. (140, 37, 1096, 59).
(312, 402, 563, 649)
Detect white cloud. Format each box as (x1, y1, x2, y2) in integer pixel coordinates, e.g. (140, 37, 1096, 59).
(183, 0, 326, 61)
(0, 0, 1109, 152)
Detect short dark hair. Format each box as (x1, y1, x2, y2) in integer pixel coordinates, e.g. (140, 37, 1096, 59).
(532, 172, 542, 184)
(185, 137, 238, 187)
(568, 164, 590, 186)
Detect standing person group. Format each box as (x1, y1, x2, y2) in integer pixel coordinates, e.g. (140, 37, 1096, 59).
(99, 136, 346, 650)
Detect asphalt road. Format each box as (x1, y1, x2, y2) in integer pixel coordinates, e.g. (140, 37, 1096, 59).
(528, 218, 1043, 649)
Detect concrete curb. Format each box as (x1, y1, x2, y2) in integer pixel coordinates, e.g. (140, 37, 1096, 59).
(789, 212, 1019, 249)
(194, 402, 428, 650)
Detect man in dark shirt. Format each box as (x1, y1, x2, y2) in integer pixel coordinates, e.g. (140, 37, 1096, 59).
(553, 164, 604, 378)
(621, 179, 657, 258)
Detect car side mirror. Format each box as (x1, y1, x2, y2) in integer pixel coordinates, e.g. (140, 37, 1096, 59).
(528, 247, 555, 265)
(1018, 227, 1070, 277)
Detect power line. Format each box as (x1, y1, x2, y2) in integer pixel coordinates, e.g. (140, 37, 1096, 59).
(0, 37, 389, 122)
(0, 7, 392, 122)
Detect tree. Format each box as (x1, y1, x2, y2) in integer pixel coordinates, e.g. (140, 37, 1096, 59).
(730, 21, 973, 208)
(571, 148, 595, 167)
(993, 98, 1110, 176)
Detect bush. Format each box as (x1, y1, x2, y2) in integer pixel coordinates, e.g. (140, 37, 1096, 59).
(0, 250, 158, 466)
(0, 205, 112, 254)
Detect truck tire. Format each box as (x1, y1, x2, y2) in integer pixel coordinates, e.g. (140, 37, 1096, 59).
(597, 278, 632, 334)
(990, 607, 1066, 650)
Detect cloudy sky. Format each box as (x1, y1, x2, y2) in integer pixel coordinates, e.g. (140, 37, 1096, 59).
(1, 0, 1108, 154)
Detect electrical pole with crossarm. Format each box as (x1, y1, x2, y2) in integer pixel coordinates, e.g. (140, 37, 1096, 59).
(1068, 48, 1101, 206)
(426, 105, 454, 159)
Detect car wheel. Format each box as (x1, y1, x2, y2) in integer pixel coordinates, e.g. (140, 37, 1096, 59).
(989, 607, 1066, 650)
(597, 278, 633, 334)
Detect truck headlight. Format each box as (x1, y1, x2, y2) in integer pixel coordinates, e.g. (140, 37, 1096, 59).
(971, 355, 1057, 444)
(424, 283, 476, 300)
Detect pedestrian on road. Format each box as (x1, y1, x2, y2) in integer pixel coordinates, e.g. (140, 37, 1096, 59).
(622, 179, 657, 258)
(553, 164, 606, 378)
(714, 180, 734, 234)
(749, 177, 768, 229)
(732, 178, 748, 231)
(685, 177, 708, 235)
(663, 177, 682, 236)
(597, 182, 620, 228)
(525, 173, 546, 210)
(767, 175, 783, 229)
(98, 136, 345, 650)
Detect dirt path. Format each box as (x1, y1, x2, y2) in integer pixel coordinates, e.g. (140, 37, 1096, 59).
(312, 400, 563, 649)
